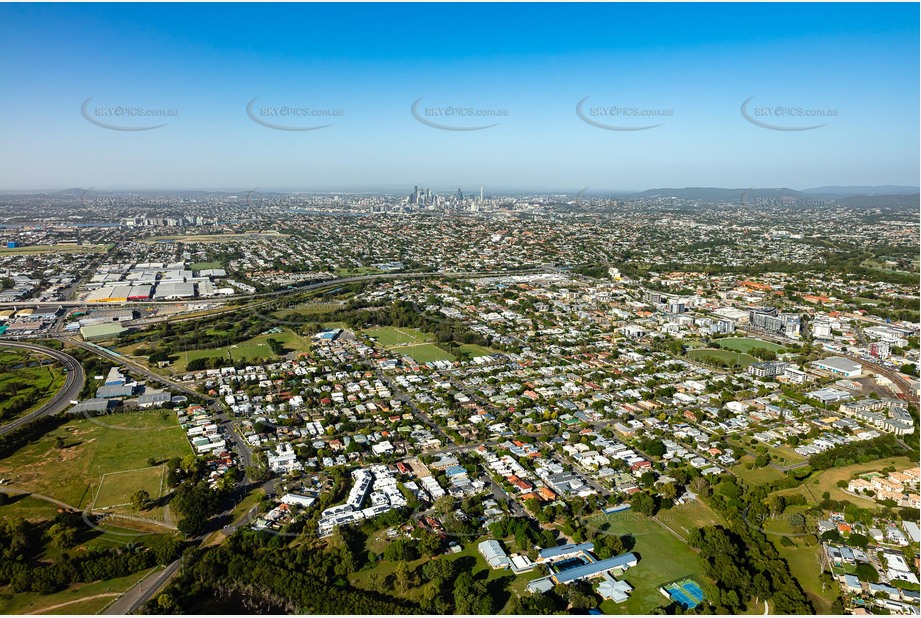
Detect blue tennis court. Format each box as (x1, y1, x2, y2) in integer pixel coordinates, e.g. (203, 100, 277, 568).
(665, 579, 704, 609)
(683, 581, 704, 601)
(668, 587, 696, 608)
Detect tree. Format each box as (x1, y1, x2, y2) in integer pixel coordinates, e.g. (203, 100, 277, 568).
(639, 438, 667, 457)
(434, 495, 454, 517)
(660, 482, 678, 501)
(855, 563, 879, 583)
(54, 436, 65, 450)
(131, 489, 151, 511)
(631, 492, 657, 517)
(394, 560, 412, 593)
(47, 522, 76, 549)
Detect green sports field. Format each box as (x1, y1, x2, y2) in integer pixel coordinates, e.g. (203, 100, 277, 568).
(362, 326, 433, 347)
(400, 344, 455, 363)
(0, 412, 191, 514)
(174, 328, 310, 371)
(457, 343, 501, 358)
(190, 261, 223, 270)
(92, 465, 165, 509)
(716, 337, 786, 353)
(687, 348, 758, 367)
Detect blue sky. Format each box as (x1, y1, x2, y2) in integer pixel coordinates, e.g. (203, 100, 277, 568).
(0, 3, 917, 192)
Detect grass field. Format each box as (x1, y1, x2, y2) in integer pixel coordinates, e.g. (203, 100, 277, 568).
(92, 466, 165, 509)
(584, 510, 705, 614)
(335, 267, 385, 277)
(687, 348, 758, 368)
(716, 337, 786, 354)
(173, 327, 310, 372)
(0, 566, 160, 615)
(732, 458, 787, 485)
(772, 455, 914, 508)
(272, 302, 342, 319)
(0, 413, 191, 514)
(657, 500, 724, 541)
(770, 537, 836, 613)
(0, 244, 111, 255)
(0, 494, 63, 521)
(0, 347, 67, 424)
(190, 261, 222, 270)
(400, 344, 455, 363)
(363, 326, 433, 347)
(457, 343, 501, 358)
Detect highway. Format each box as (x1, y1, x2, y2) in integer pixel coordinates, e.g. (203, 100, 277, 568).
(0, 268, 551, 310)
(0, 341, 85, 436)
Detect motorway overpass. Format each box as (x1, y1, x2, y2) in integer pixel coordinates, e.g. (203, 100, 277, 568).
(0, 341, 85, 435)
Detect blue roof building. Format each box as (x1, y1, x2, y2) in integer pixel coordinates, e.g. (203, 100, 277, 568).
(538, 542, 595, 562)
(553, 553, 638, 584)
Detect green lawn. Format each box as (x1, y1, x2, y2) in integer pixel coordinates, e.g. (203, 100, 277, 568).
(92, 465, 165, 509)
(273, 302, 342, 318)
(0, 566, 160, 614)
(770, 537, 837, 613)
(716, 337, 786, 354)
(174, 327, 310, 372)
(362, 326, 433, 347)
(657, 500, 724, 541)
(0, 413, 192, 512)
(733, 457, 787, 485)
(584, 511, 705, 614)
(0, 347, 67, 424)
(400, 344, 455, 364)
(687, 348, 758, 368)
(190, 261, 222, 271)
(0, 494, 63, 521)
(335, 267, 385, 277)
(772, 455, 914, 509)
(457, 344, 501, 358)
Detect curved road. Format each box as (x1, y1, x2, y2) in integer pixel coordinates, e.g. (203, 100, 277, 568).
(0, 342, 85, 436)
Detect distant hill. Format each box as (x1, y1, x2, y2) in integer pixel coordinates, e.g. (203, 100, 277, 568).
(51, 188, 89, 197)
(627, 187, 801, 202)
(801, 185, 919, 197)
(621, 186, 919, 208)
(836, 193, 919, 208)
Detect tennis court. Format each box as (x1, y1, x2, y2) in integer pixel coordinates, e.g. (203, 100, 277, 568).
(664, 579, 704, 609)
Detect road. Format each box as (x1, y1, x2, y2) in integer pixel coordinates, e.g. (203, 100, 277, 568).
(0, 341, 85, 436)
(102, 558, 182, 615)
